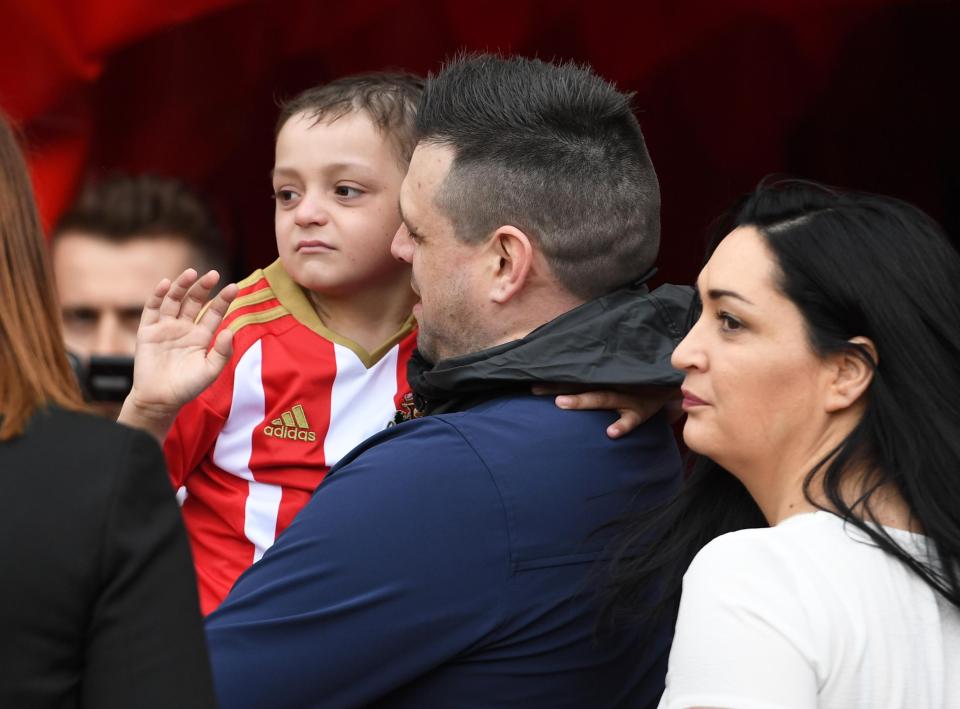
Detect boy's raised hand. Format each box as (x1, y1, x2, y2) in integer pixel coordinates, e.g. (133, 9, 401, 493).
(118, 269, 238, 441)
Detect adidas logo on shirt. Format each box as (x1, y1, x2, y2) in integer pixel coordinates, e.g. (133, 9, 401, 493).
(263, 404, 317, 442)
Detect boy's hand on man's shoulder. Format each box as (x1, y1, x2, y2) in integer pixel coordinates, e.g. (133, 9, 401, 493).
(118, 269, 238, 441)
(531, 384, 682, 439)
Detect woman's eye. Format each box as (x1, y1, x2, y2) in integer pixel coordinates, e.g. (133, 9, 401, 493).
(334, 185, 363, 198)
(717, 312, 744, 332)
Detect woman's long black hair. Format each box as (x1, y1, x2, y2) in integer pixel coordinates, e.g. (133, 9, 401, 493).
(602, 179, 960, 627)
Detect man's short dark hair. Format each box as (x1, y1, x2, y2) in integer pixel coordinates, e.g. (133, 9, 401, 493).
(416, 55, 660, 300)
(276, 71, 424, 166)
(53, 174, 226, 274)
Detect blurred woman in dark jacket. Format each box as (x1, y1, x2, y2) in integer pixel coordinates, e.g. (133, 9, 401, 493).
(0, 112, 216, 708)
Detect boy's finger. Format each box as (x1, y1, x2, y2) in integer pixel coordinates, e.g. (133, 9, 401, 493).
(197, 283, 238, 334)
(554, 390, 619, 411)
(159, 269, 199, 318)
(141, 278, 172, 327)
(606, 409, 643, 439)
(180, 270, 221, 323)
(206, 328, 235, 374)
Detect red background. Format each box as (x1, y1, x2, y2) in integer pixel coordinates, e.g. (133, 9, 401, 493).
(2, 0, 956, 285)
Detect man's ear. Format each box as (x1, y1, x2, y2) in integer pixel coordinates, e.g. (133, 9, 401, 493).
(487, 226, 534, 304)
(824, 336, 878, 413)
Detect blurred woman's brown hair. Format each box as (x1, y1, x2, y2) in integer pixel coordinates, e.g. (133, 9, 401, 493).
(0, 113, 83, 439)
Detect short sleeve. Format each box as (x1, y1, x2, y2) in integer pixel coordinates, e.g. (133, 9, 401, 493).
(163, 353, 234, 487)
(658, 531, 819, 709)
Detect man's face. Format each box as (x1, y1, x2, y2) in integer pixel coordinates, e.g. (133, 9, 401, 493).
(392, 143, 489, 363)
(52, 231, 197, 359)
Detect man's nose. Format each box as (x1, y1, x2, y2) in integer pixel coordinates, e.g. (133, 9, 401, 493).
(92, 313, 134, 357)
(391, 225, 413, 263)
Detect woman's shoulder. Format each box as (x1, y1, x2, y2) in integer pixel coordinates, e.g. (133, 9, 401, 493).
(686, 513, 843, 584)
(12, 406, 162, 475)
(26, 405, 153, 442)
(675, 516, 853, 650)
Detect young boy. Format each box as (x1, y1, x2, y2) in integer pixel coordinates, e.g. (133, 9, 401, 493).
(164, 73, 423, 614)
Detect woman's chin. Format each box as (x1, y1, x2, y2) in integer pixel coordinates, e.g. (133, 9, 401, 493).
(680, 420, 709, 455)
(681, 423, 729, 466)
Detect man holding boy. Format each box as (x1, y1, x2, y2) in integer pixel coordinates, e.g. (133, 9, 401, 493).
(123, 55, 690, 707)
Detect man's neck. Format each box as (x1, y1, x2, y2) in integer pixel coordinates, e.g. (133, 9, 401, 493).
(308, 278, 417, 355)
(489, 287, 586, 350)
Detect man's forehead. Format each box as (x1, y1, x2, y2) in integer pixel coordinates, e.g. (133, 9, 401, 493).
(410, 141, 454, 171)
(398, 152, 427, 220)
(397, 173, 417, 224)
(54, 230, 193, 254)
(53, 232, 198, 298)
(400, 143, 455, 220)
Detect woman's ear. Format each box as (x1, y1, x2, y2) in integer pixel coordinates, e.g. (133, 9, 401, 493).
(824, 336, 878, 413)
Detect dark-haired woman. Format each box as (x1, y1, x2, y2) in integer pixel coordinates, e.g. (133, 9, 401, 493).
(611, 181, 960, 708)
(0, 113, 216, 707)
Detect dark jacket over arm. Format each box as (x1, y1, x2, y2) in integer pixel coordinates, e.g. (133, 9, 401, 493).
(208, 399, 680, 708)
(0, 407, 216, 709)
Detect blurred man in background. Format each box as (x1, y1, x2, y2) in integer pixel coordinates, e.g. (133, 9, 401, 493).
(51, 174, 226, 414)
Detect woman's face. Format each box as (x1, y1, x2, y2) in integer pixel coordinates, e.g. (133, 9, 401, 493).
(671, 226, 836, 476)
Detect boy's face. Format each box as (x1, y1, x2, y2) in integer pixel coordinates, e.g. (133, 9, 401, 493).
(272, 111, 409, 297)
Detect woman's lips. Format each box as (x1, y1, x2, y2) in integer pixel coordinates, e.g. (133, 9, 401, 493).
(680, 388, 709, 410)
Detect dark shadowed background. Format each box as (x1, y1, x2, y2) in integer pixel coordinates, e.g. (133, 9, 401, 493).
(2, 0, 956, 285)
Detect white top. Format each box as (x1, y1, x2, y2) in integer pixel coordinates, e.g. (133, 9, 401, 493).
(658, 511, 960, 709)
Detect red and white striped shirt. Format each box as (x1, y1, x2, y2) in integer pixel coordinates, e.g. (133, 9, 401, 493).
(164, 259, 416, 614)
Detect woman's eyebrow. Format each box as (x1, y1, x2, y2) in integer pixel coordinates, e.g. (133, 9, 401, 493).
(706, 288, 755, 305)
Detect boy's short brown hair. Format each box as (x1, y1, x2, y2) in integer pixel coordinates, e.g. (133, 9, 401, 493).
(276, 71, 424, 166)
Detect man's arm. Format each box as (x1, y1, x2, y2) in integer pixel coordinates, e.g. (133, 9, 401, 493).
(205, 419, 510, 709)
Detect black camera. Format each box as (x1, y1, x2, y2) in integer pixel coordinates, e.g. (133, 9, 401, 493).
(67, 352, 135, 402)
